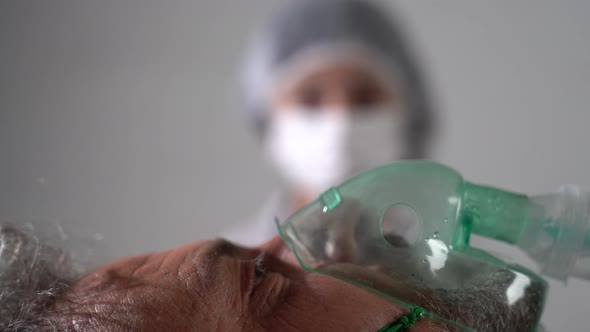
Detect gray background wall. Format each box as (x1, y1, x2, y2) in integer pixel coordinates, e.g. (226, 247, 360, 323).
(1, 0, 588, 330)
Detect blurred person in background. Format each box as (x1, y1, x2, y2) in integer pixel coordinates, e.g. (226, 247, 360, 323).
(225, 0, 435, 246)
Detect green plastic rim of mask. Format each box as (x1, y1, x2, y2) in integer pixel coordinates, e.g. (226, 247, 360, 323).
(275, 160, 547, 332)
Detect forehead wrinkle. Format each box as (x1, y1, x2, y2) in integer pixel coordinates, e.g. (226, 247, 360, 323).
(60, 280, 192, 331)
(52, 293, 131, 331)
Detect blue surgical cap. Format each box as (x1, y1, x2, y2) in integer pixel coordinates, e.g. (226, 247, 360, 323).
(240, 0, 434, 158)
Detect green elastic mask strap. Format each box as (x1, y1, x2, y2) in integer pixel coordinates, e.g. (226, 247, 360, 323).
(377, 306, 425, 332)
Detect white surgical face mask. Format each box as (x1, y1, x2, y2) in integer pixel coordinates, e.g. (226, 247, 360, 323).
(265, 107, 405, 194)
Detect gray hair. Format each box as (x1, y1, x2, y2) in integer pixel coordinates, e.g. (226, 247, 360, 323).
(0, 223, 83, 332)
(419, 270, 546, 331)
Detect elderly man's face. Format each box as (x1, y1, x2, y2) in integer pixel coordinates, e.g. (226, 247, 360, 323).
(53, 236, 438, 332)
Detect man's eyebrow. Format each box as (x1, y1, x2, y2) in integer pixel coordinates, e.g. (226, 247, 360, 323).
(209, 238, 244, 256)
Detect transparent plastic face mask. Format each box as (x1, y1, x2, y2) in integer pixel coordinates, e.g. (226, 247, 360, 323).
(276, 161, 562, 331)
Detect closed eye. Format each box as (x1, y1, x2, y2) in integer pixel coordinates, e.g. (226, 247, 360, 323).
(254, 253, 267, 285)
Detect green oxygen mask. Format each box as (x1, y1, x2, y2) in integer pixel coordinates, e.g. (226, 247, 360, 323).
(276, 161, 590, 331)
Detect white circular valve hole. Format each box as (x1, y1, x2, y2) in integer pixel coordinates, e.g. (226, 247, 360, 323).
(381, 204, 420, 247)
